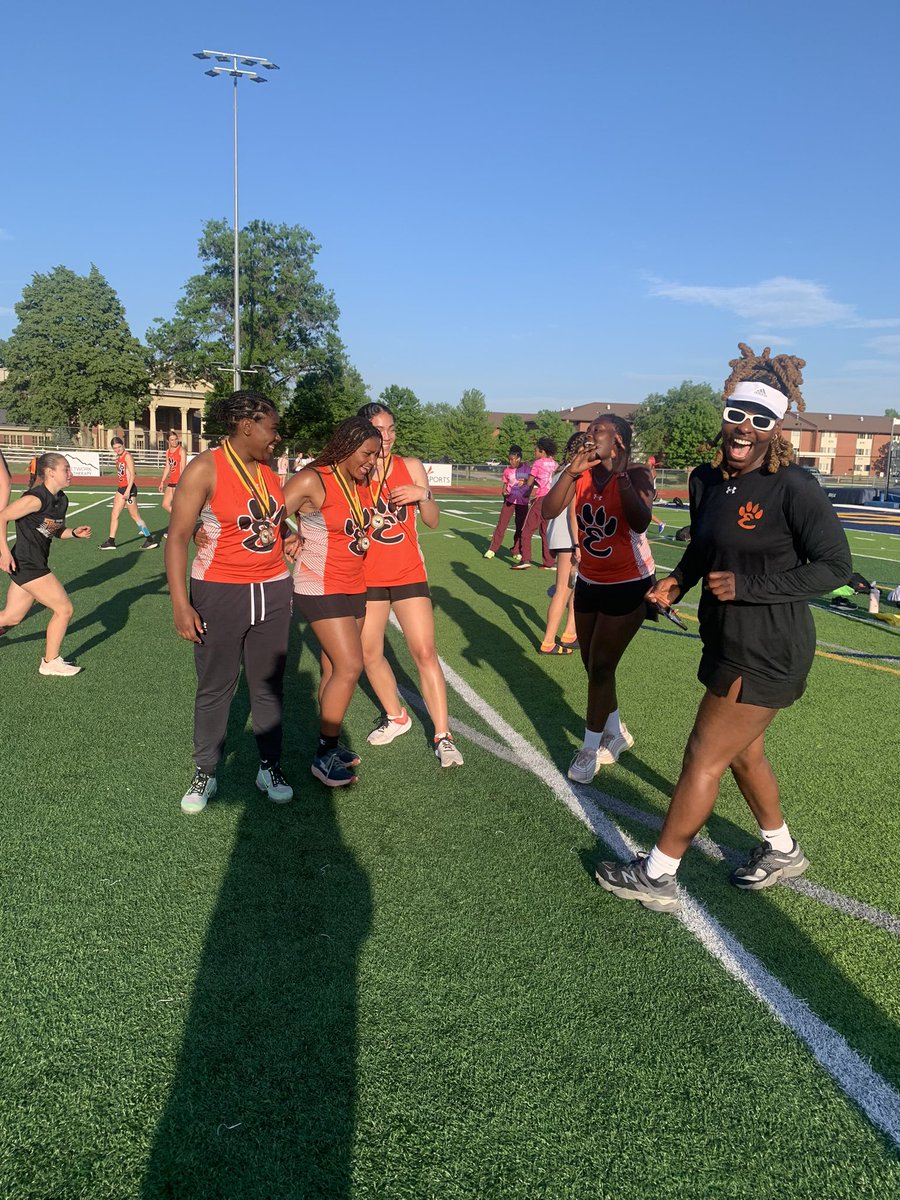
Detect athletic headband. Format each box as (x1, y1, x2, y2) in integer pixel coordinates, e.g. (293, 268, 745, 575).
(729, 380, 788, 420)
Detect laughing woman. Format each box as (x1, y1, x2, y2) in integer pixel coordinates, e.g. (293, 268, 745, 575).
(594, 345, 852, 912)
(354, 401, 463, 767)
(284, 416, 383, 787)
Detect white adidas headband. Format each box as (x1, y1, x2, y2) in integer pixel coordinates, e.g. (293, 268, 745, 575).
(728, 380, 788, 420)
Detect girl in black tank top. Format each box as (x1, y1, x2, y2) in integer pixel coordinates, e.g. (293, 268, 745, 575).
(0, 453, 93, 676)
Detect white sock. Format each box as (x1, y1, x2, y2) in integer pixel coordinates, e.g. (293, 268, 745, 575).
(760, 822, 793, 853)
(582, 728, 603, 752)
(604, 709, 622, 738)
(645, 845, 682, 880)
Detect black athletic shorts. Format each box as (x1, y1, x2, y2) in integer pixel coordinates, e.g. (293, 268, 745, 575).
(550, 546, 576, 558)
(366, 581, 431, 603)
(294, 591, 367, 622)
(573, 575, 656, 617)
(9, 560, 51, 587)
(116, 484, 138, 501)
(698, 657, 807, 710)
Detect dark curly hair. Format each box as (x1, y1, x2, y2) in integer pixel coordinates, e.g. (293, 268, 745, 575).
(207, 390, 278, 435)
(311, 416, 381, 469)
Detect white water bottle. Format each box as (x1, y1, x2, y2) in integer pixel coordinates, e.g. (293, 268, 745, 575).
(869, 581, 880, 614)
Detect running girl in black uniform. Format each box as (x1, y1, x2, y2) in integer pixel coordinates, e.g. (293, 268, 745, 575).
(0, 452, 92, 675)
(594, 346, 852, 911)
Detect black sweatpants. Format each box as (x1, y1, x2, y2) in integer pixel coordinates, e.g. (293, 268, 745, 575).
(190, 576, 293, 774)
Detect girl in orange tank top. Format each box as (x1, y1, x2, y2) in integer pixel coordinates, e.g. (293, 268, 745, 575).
(159, 432, 187, 530)
(283, 416, 383, 789)
(354, 402, 463, 768)
(544, 413, 656, 786)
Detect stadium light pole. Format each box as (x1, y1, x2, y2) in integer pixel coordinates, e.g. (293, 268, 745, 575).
(193, 49, 279, 392)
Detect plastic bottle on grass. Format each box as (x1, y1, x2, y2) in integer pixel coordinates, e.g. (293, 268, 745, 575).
(869, 581, 880, 614)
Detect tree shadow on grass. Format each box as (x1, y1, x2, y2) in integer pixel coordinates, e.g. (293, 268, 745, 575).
(450, 560, 544, 644)
(142, 624, 371, 1199)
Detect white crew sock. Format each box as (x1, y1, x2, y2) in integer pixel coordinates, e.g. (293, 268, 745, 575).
(604, 709, 622, 738)
(760, 822, 793, 853)
(582, 728, 603, 752)
(645, 845, 682, 880)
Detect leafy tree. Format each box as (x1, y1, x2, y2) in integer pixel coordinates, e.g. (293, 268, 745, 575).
(419, 402, 454, 461)
(531, 409, 572, 460)
(885, 408, 900, 418)
(632, 381, 721, 467)
(377, 385, 429, 457)
(446, 388, 494, 464)
(0, 265, 147, 430)
(496, 412, 530, 457)
(147, 219, 341, 403)
(280, 334, 370, 451)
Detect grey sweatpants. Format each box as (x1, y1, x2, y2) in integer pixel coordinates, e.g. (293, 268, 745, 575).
(190, 576, 293, 774)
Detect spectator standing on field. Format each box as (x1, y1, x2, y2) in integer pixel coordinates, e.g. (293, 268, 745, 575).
(513, 438, 558, 570)
(484, 445, 530, 562)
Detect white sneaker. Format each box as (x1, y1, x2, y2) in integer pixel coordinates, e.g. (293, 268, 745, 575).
(39, 656, 82, 677)
(434, 734, 464, 767)
(567, 747, 601, 783)
(483, 549, 495, 559)
(256, 763, 294, 804)
(367, 709, 412, 745)
(181, 770, 217, 814)
(596, 725, 635, 765)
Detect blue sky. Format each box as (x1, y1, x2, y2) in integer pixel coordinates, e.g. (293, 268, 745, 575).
(3, 1, 900, 415)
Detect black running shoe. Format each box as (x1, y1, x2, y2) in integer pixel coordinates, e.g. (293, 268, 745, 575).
(730, 840, 809, 890)
(594, 856, 681, 913)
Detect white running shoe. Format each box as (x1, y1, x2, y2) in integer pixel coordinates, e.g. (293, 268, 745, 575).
(181, 770, 217, 814)
(434, 734, 464, 767)
(367, 709, 412, 745)
(483, 549, 495, 559)
(596, 724, 635, 765)
(39, 656, 82, 677)
(256, 763, 294, 804)
(567, 747, 602, 783)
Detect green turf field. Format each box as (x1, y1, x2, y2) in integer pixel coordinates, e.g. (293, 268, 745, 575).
(2, 489, 899, 1198)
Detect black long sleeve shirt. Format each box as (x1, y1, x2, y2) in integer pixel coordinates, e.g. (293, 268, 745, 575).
(671, 463, 852, 688)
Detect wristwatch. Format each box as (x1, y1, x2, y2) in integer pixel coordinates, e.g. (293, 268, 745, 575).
(423, 488, 433, 502)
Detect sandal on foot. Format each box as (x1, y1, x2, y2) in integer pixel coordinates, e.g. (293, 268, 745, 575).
(539, 642, 573, 655)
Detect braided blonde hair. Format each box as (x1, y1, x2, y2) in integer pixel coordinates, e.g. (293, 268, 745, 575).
(711, 343, 804, 475)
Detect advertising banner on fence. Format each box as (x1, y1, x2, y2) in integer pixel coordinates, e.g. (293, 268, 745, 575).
(423, 463, 453, 487)
(64, 452, 101, 477)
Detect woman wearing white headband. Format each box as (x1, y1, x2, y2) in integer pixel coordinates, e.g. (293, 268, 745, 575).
(594, 345, 852, 912)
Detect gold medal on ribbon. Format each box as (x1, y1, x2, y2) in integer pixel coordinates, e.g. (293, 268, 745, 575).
(370, 512, 385, 531)
(332, 465, 369, 548)
(258, 523, 276, 546)
(222, 439, 276, 523)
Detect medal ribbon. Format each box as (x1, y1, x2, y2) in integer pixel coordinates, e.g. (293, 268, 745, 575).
(332, 465, 368, 535)
(370, 451, 393, 510)
(222, 438, 275, 521)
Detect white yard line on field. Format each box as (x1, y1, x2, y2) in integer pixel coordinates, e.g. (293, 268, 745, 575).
(390, 613, 900, 1148)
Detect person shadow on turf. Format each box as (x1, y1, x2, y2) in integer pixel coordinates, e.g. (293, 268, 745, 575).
(141, 643, 372, 1198)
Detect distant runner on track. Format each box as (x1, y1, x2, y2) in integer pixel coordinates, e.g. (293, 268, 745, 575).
(100, 436, 158, 550)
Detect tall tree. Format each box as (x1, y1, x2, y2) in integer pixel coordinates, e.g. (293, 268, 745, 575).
(531, 409, 572, 459)
(278, 334, 370, 451)
(496, 412, 530, 455)
(378, 385, 429, 457)
(419, 402, 454, 461)
(446, 388, 494, 464)
(146, 219, 341, 403)
(632, 381, 721, 467)
(0, 265, 147, 431)
(885, 407, 900, 419)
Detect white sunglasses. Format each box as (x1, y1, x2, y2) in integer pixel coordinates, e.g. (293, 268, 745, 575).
(722, 406, 777, 432)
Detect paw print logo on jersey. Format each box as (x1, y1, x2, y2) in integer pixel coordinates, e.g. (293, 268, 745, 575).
(577, 501, 617, 559)
(737, 501, 764, 530)
(364, 497, 408, 545)
(237, 496, 285, 552)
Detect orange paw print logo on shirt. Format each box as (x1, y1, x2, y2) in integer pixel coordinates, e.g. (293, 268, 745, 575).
(737, 501, 763, 530)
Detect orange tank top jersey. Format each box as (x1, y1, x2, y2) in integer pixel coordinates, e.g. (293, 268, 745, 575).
(293, 468, 369, 596)
(167, 448, 183, 484)
(191, 448, 288, 584)
(574, 471, 655, 584)
(115, 455, 129, 488)
(363, 457, 427, 588)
